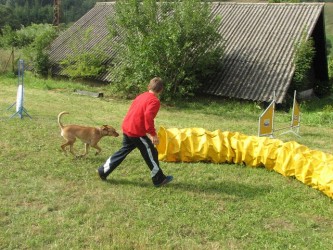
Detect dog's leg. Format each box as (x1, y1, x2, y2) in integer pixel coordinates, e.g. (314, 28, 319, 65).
(61, 141, 71, 155)
(79, 143, 90, 157)
(91, 144, 102, 156)
(69, 145, 76, 156)
(61, 143, 67, 153)
(69, 143, 77, 156)
(61, 136, 77, 157)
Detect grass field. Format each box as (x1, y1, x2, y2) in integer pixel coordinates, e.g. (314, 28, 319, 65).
(0, 3, 332, 249)
(0, 73, 332, 249)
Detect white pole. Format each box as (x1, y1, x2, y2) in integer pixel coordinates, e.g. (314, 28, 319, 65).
(15, 59, 24, 116)
(16, 84, 24, 113)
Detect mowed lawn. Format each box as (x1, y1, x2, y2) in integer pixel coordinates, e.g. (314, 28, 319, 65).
(0, 75, 333, 249)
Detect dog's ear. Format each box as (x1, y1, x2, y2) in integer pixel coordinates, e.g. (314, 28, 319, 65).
(100, 125, 109, 135)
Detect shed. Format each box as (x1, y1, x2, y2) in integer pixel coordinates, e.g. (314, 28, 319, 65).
(48, 2, 328, 103)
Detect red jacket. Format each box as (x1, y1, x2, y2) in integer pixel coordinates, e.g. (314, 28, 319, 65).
(122, 92, 160, 137)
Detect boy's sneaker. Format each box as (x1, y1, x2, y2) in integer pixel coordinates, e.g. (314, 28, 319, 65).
(154, 175, 173, 187)
(96, 169, 107, 181)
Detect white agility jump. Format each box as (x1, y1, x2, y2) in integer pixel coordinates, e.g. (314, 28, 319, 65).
(258, 91, 300, 138)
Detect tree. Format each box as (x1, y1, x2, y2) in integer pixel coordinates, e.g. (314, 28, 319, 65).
(62, 0, 96, 24)
(0, 23, 58, 75)
(107, 0, 224, 100)
(20, 23, 58, 75)
(1, 0, 96, 27)
(0, 4, 19, 34)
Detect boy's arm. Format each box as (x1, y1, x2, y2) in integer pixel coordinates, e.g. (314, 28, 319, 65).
(144, 99, 160, 137)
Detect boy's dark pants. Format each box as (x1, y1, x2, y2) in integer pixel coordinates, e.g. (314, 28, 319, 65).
(99, 133, 166, 185)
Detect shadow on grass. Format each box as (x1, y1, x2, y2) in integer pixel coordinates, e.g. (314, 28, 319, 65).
(102, 178, 270, 199)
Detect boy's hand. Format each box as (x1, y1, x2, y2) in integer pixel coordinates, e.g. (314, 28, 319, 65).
(151, 135, 160, 145)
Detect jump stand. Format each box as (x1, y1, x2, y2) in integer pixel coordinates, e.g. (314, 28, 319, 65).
(8, 59, 32, 119)
(258, 91, 300, 138)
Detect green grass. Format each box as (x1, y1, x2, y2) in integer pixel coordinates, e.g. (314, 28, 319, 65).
(0, 74, 333, 249)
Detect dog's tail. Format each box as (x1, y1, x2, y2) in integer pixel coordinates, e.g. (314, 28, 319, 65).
(58, 111, 69, 129)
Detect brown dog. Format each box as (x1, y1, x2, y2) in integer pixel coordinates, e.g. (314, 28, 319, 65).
(58, 111, 119, 157)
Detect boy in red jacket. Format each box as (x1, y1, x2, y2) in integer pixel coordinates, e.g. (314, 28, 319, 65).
(97, 77, 173, 187)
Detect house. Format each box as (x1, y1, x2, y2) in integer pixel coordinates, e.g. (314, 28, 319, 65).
(48, 2, 329, 103)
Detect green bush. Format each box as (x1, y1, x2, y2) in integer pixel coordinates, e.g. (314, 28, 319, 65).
(328, 55, 333, 80)
(60, 28, 108, 79)
(292, 32, 315, 91)
(21, 24, 58, 76)
(107, 0, 224, 100)
(268, 0, 300, 3)
(0, 23, 58, 76)
(60, 52, 107, 79)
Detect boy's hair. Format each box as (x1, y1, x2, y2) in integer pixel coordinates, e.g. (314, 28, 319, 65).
(148, 77, 163, 93)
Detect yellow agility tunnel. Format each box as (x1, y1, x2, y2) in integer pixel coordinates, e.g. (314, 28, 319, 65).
(156, 127, 333, 199)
